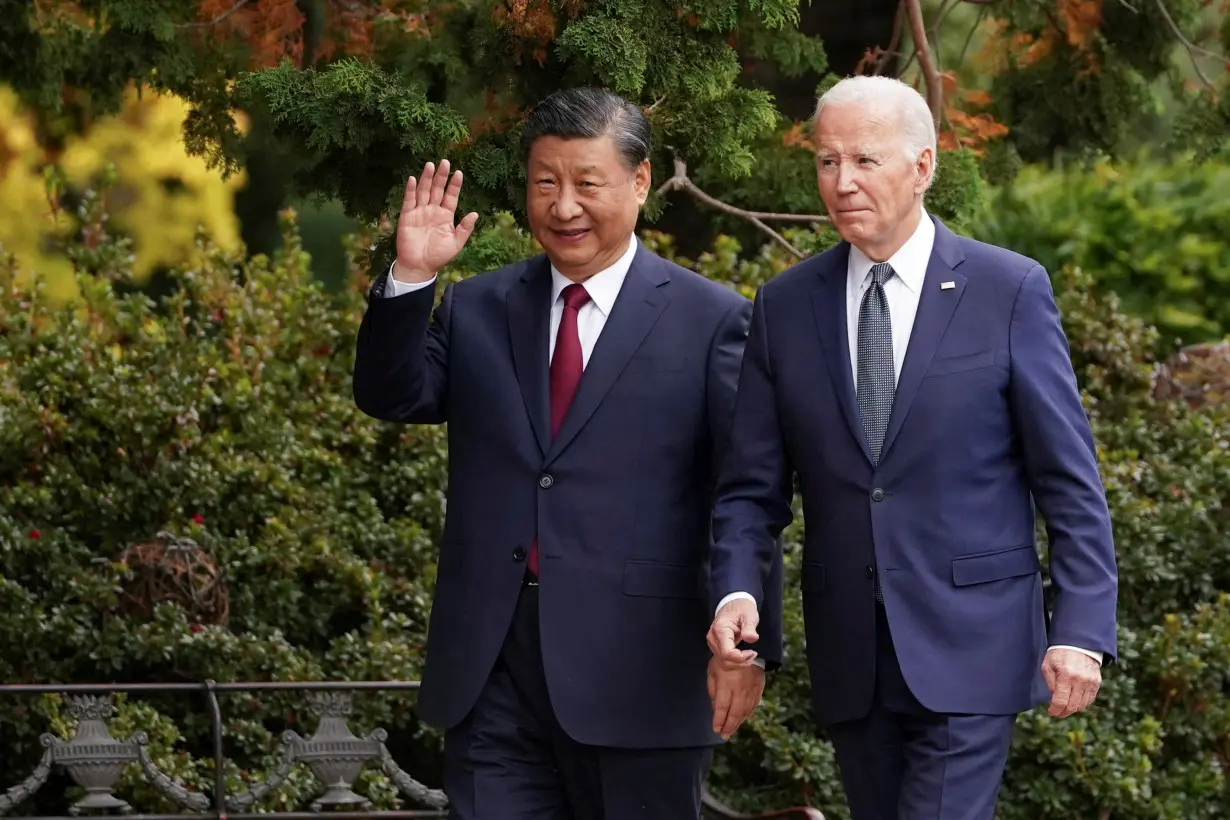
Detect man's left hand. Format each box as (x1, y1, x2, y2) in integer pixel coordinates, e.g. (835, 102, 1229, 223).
(708, 656, 765, 740)
(1042, 647, 1101, 718)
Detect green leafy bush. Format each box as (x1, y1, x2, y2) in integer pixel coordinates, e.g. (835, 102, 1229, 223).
(972, 154, 1230, 349)
(2, 189, 1227, 818)
(0, 192, 453, 807)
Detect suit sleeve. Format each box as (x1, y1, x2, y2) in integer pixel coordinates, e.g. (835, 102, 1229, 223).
(709, 287, 793, 651)
(352, 270, 452, 424)
(706, 297, 753, 478)
(1008, 264, 1119, 661)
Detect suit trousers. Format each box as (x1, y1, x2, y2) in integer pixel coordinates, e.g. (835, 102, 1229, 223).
(442, 583, 713, 820)
(825, 603, 1017, 820)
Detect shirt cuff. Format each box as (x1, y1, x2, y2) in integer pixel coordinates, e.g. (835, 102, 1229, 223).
(383, 261, 436, 297)
(1048, 644, 1103, 666)
(715, 592, 765, 669)
(716, 591, 756, 615)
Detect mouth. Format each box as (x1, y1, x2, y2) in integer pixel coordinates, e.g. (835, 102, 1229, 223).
(552, 228, 591, 243)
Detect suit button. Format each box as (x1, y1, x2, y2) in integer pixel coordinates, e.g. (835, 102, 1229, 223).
(871, 488, 885, 501)
(539, 474, 554, 489)
(512, 547, 526, 561)
(865, 565, 875, 579)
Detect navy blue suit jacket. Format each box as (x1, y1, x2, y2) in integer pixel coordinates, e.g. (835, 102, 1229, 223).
(710, 217, 1118, 724)
(353, 242, 776, 748)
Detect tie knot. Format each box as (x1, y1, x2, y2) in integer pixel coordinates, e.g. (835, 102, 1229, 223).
(870, 262, 894, 288)
(561, 283, 591, 310)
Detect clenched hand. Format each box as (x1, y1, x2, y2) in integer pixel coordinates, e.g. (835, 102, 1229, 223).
(1042, 647, 1101, 718)
(706, 598, 760, 668)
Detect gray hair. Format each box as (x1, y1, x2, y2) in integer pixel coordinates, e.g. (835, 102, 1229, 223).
(520, 87, 651, 171)
(812, 75, 937, 164)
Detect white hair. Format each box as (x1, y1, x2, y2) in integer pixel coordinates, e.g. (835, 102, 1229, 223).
(812, 75, 937, 165)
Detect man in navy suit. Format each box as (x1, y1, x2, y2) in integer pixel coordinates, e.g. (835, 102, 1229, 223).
(353, 87, 773, 819)
(706, 76, 1119, 819)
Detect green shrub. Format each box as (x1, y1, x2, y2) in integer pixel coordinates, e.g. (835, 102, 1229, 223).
(0, 191, 451, 806)
(972, 154, 1230, 349)
(1, 189, 1227, 818)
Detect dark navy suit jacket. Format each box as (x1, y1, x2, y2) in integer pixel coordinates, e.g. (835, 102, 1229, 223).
(353, 242, 779, 748)
(710, 217, 1118, 724)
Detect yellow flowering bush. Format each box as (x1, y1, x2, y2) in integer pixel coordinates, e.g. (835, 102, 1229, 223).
(0, 84, 245, 300)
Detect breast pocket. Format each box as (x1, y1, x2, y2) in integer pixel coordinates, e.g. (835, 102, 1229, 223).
(925, 350, 997, 378)
(622, 354, 689, 373)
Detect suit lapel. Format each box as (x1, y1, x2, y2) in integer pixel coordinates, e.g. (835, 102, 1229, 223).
(811, 244, 872, 463)
(546, 248, 670, 464)
(508, 257, 553, 455)
(880, 219, 967, 462)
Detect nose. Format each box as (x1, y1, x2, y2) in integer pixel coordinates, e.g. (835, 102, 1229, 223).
(552, 185, 583, 221)
(835, 161, 858, 194)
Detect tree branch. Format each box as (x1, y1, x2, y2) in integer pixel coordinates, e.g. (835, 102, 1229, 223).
(1153, 0, 1223, 92)
(655, 158, 829, 259)
(874, 0, 907, 74)
(905, 0, 944, 126)
(177, 0, 251, 29)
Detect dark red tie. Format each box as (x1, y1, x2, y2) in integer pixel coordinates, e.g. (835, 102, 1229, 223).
(528, 283, 591, 577)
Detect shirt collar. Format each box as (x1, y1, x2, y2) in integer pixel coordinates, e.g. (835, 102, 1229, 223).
(848, 207, 935, 294)
(550, 234, 638, 316)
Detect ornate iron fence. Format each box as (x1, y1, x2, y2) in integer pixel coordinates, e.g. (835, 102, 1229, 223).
(0, 680, 824, 820)
(0, 681, 445, 819)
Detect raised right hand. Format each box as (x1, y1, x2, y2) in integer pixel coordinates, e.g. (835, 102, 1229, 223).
(394, 159, 479, 282)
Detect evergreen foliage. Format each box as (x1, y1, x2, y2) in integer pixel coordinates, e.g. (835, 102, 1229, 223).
(976, 0, 1226, 164)
(237, 0, 824, 225)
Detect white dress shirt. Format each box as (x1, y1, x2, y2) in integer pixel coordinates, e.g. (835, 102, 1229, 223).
(383, 236, 637, 368)
(721, 208, 1101, 666)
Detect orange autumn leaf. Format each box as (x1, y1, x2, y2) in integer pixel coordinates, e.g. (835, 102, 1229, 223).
(1058, 0, 1102, 49)
(972, 19, 1012, 73)
(962, 89, 992, 107)
(781, 121, 815, 152)
(491, 0, 557, 65)
(940, 74, 1009, 156)
(186, 0, 305, 68)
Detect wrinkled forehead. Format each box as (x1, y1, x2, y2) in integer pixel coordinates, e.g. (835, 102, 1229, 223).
(813, 102, 902, 157)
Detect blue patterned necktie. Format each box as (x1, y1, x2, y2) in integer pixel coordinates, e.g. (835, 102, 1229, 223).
(857, 262, 896, 466)
(857, 262, 896, 604)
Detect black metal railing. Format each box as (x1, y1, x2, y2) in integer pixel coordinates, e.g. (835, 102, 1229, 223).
(0, 680, 825, 820)
(0, 680, 447, 819)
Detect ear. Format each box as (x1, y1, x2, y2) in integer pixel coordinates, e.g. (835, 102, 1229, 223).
(914, 147, 935, 195)
(633, 159, 652, 205)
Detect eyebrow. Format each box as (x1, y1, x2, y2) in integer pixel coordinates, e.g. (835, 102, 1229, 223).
(816, 147, 885, 158)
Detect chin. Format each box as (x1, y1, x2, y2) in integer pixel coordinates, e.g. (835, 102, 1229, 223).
(543, 241, 595, 270)
(546, 242, 589, 262)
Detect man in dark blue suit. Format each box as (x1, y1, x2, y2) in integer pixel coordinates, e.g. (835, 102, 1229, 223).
(706, 76, 1119, 819)
(353, 88, 773, 819)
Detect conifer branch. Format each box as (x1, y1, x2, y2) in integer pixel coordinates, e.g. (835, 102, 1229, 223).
(177, 0, 252, 29)
(655, 158, 829, 259)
